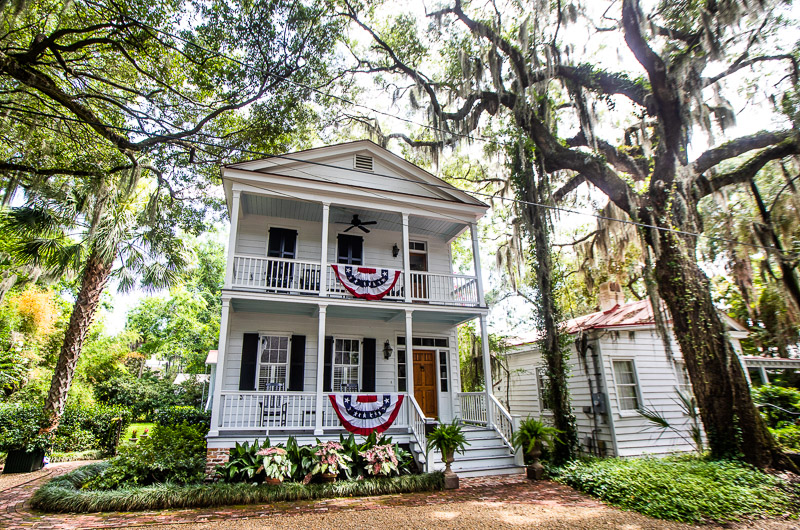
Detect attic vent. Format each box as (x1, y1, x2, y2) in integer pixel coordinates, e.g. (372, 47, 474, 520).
(354, 154, 374, 171)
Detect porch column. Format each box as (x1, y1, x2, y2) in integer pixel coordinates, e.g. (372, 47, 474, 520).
(760, 366, 770, 385)
(314, 304, 328, 436)
(479, 315, 495, 427)
(209, 298, 231, 437)
(469, 222, 485, 306)
(402, 213, 412, 303)
(224, 190, 241, 289)
(320, 202, 330, 297)
(404, 309, 415, 403)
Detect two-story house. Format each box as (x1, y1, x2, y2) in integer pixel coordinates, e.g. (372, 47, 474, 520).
(205, 141, 523, 477)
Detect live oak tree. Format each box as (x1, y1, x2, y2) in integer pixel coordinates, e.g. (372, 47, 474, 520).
(344, 0, 799, 468)
(0, 0, 344, 428)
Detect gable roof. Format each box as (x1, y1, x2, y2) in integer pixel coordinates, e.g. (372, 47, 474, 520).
(224, 140, 487, 208)
(510, 298, 748, 346)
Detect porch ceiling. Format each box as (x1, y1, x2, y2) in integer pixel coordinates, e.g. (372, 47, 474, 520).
(230, 298, 480, 326)
(240, 194, 466, 241)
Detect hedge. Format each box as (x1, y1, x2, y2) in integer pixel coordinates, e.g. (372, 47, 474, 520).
(31, 462, 444, 513)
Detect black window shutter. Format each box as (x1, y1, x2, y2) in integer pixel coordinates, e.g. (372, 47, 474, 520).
(239, 333, 259, 391)
(288, 335, 306, 391)
(323, 336, 333, 392)
(362, 338, 376, 392)
(267, 228, 282, 257)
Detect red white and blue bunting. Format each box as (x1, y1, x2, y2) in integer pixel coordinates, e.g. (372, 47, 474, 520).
(330, 265, 401, 300)
(328, 394, 405, 435)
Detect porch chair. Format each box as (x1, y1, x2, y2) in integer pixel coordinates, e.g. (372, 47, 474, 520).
(261, 382, 287, 428)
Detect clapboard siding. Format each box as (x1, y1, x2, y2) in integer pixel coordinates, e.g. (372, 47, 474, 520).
(502, 325, 719, 458)
(600, 330, 698, 457)
(234, 214, 454, 275)
(221, 314, 459, 421)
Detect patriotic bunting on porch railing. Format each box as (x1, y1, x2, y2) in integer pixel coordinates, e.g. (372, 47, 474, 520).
(328, 394, 405, 435)
(330, 265, 401, 300)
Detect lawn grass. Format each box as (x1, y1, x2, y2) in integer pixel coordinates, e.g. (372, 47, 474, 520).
(552, 456, 799, 524)
(123, 423, 154, 441)
(31, 462, 444, 513)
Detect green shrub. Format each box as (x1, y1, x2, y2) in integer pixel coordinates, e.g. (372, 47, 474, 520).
(94, 373, 202, 421)
(50, 449, 105, 462)
(0, 404, 51, 452)
(31, 461, 444, 513)
(771, 424, 800, 451)
(216, 439, 273, 484)
(154, 406, 210, 430)
(55, 403, 132, 454)
(553, 456, 797, 523)
(83, 422, 207, 489)
(752, 385, 800, 428)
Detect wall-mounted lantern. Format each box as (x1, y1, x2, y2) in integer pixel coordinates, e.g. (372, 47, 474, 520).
(383, 340, 393, 359)
(392, 243, 400, 258)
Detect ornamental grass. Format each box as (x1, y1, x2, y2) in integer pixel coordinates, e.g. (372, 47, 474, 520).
(31, 462, 444, 513)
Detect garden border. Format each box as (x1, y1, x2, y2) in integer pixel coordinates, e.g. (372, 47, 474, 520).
(31, 462, 444, 513)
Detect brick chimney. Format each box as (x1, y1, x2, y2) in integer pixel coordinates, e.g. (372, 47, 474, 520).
(598, 281, 624, 312)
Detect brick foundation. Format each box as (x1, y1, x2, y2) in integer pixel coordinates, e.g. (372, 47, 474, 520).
(205, 447, 231, 478)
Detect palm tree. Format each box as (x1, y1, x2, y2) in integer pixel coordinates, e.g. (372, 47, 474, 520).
(1, 170, 188, 429)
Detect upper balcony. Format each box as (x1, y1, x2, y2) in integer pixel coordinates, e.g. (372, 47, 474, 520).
(221, 141, 490, 311)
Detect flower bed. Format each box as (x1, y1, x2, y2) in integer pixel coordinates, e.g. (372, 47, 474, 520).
(30, 462, 444, 513)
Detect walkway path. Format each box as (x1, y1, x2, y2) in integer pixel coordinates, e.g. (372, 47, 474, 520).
(0, 461, 793, 529)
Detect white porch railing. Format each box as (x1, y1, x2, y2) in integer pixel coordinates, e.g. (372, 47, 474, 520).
(232, 256, 321, 293)
(407, 394, 429, 471)
(325, 264, 405, 301)
(230, 257, 480, 307)
(409, 271, 479, 306)
(489, 394, 515, 450)
(458, 392, 487, 425)
(218, 391, 411, 432)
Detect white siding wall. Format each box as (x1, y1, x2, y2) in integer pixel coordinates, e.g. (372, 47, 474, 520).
(234, 213, 453, 275)
(221, 313, 459, 421)
(500, 345, 616, 457)
(599, 329, 698, 457)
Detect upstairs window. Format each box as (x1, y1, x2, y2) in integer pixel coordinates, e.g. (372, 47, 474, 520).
(267, 228, 297, 259)
(337, 234, 363, 265)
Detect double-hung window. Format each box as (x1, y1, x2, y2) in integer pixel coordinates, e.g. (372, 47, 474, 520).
(612, 359, 641, 411)
(333, 338, 360, 391)
(258, 335, 289, 390)
(536, 366, 553, 411)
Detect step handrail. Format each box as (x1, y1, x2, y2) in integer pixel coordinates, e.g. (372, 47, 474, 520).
(407, 394, 429, 472)
(488, 394, 515, 451)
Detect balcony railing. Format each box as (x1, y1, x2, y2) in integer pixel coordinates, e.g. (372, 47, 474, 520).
(230, 255, 481, 307)
(232, 256, 321, 293)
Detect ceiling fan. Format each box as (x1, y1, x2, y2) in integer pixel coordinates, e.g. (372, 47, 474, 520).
(340, 214, 377, 233)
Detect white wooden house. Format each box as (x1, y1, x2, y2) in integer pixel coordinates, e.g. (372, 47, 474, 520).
(499, 282, 750, 458)
(206, 141, 523, 476)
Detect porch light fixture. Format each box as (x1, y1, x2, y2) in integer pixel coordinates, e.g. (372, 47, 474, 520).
(383, 340, 393, 359)
(392, 243, 400, 258)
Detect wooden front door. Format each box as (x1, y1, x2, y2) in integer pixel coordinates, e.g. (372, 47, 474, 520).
(413, 350, 438, 417)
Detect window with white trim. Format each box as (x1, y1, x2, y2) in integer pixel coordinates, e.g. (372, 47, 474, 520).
(258, 335, 289, 390)
(439, 350, 449, 392)
(333, 338, 360, 391)
(674, 361, 692, 395)
(612, 359, 641, 411)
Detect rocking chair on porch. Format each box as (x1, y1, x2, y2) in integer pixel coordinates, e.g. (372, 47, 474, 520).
(260, 383, 287, 427)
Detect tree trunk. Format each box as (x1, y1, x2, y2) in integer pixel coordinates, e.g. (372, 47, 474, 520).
(653, 231, 792, 469)
(42, 249, 113, 430)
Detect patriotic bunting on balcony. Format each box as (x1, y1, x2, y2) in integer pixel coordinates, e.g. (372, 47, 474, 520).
(328, 394, 405, 435)
(330, 265, 401, 300)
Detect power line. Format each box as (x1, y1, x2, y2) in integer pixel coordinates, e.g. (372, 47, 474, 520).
(2, 105, 786, 255)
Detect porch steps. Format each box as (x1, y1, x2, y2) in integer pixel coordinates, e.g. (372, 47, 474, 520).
(412, 425, 524, 478)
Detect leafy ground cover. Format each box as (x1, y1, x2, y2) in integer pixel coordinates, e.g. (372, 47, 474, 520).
(552, 456, 799, 524)
(30, 462, 443, 513)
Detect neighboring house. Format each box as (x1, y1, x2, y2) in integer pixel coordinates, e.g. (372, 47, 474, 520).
(206, 141, 523, 476)
(499, 282, 751, 458)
